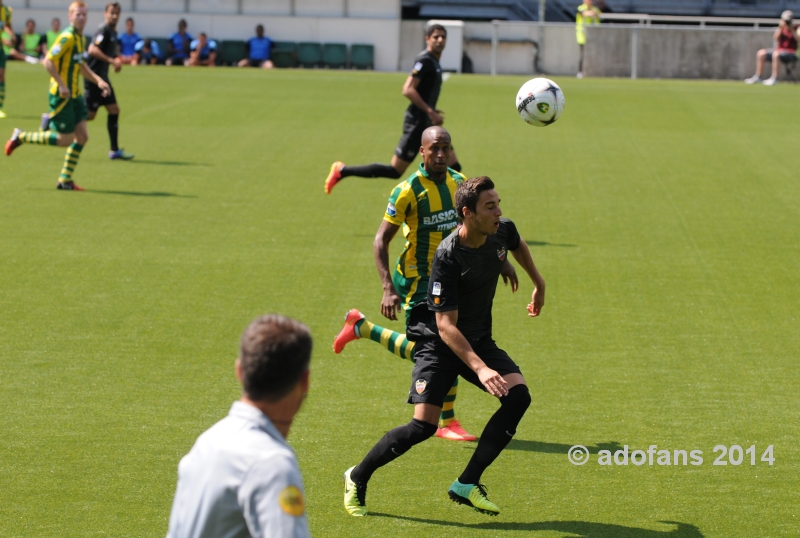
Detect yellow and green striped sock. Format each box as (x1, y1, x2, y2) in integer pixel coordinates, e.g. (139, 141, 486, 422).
(0, 82, 5, 110)
(59, 142, 83, 183)
(20, 130, 59, 146)
(355, 319, 416, 361)
(439, 378, 459, 427)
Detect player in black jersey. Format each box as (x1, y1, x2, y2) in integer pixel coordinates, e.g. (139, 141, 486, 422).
(343, 177, 546, 517)
(324, 24, 461, 194)
(85, 2, 132, 160)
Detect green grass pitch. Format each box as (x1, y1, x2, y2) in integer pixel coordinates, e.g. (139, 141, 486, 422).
(0, 63, 798, 537)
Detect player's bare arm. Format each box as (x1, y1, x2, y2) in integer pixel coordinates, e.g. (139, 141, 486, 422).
(43, 58, 70, 97)
(89, 42, 121, 73)
(500, 260, 519, 292)
(510, 239, 545, 317)
(402, 76, 443, 125)
(81, 63, 110, 96)
(435, 310, 509, 397)
(373, 220, 402, 320)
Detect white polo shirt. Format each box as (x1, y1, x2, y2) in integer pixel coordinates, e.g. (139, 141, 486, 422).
(166, 401, 310, 538)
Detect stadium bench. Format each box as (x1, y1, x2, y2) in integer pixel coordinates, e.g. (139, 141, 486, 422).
(219, 40, 246, 66)
(297, 42, 323, 68)
(322, 43, 348, 69)
(271, 41, 297, 68)
(148, 37, 170, 64)
(349, 44, 374, 70)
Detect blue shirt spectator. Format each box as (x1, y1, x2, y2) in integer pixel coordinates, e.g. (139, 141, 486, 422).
(167, 19, 193, 65)
(134, 38, 161, 64)
(188, 33, 217, 66)
(239, 24, 275, 69)
(118, 17, 141, 59)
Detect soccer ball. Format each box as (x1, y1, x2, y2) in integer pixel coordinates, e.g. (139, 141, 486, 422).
(515, 78, 565, 127)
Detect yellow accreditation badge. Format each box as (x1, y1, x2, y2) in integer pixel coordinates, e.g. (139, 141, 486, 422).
(278, 485, 305, 517)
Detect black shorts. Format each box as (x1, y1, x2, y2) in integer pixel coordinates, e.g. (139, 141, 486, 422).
(764, 48, 797, 62)
(408, 338, 522, 407)
(84, 81, 116, 112)
(247, 58, 267, 67)
(394, 112, 432, 162)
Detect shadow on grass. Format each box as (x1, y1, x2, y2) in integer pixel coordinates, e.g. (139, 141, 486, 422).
(526, 239, 578, 248)
(504, 440, 624, 454)
(84, 189, 197, 198)
(370, 514, 704, 537)
(127, 160, 209, 167)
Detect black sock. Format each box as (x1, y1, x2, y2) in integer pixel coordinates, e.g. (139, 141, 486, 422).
(351, 419, 437, 485)
(450, 161, 462, 172)
(107, 114, 119, 152)
(459, 385, 531, 485)
(340, 163, 402, 179)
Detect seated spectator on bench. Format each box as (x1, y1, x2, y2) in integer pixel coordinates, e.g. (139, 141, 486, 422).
(134, 38, 161, 65)
(745, 10, 798, 86)
(45, 18, 60, 51)
(118, 17, 141, 64)
(238, 24, 273, 69)
(2, 30, 38, 64)
(19, 19, 44, 60)
(166, 19, 192, 66)
(188, 32, 216, 67)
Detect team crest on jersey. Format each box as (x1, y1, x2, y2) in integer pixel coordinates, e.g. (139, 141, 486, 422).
(51, 45, 62, 55)
(415, 379, 427, 394)
(432, 282, 441, 296)
(386, 203, 397, 217)
(412, 61, 423, 74)
(95, 34, 104, 44)
(497, 247, 507, 261)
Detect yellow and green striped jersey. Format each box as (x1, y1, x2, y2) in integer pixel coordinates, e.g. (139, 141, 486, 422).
(384, 164, 467, 280)
(46, 26, 87, 99)
(0, 5, 12, 32)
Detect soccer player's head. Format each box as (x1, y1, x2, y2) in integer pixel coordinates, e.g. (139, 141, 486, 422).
(178, 19, 187, 32)
(425, 24, 447, 54)
(26, 19, 35, 33)
(256, 24, 264, 37)
(198, 32, 207, 45)
(68, 2, 88, 31)
(456, 177, 502, 235)
(52, 18, 61, 31)
(125, 17, 134, 32)
(420, 126, 451, 176)
(105, 3, 121, 26)
(237, 314, 312, 406)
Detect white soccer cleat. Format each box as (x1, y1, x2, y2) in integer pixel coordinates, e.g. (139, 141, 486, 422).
(744, 75, 761, 84)
(762, 77, 778, 86)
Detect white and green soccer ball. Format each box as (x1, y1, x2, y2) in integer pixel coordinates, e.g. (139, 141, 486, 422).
(515, 78, 565, 127)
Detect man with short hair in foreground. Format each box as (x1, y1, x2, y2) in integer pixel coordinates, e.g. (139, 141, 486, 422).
(166, 314, 312, 538)
(344, 176, 546, 517)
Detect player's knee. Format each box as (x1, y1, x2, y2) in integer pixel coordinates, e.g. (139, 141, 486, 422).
(410, 418, 438, 441)
(502, 384, 531, 414)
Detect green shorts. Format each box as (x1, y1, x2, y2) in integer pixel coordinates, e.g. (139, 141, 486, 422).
(0, 47, 6, 69)
(48, 94, 88, 134)
(392, 271, 429, 325)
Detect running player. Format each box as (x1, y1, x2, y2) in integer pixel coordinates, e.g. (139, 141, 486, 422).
(5, 1, 110, 191)
(0, 0, 15, 119)
(84, 2, 133, 160)
(343, 176, 546, 517)
(333, 126, 518, 442)
(323, 24, 460, 193)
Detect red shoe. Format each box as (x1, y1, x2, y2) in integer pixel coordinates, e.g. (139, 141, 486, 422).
(5, 128, 22, 156)
(57, 181, 85, 191)
(324, 161, 345, 194)
(333, 309, 364, 354)
(436, 419, 476, 442)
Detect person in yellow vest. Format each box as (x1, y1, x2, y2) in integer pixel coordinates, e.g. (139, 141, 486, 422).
(19, 19, 45, 59)
(4, 1, 110, 191)
(0, 0, 15, 118)
(576, 0, 601, 78)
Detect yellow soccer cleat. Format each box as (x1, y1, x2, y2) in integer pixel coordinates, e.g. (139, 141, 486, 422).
(448, 480, 500, 516)
(343, 466, 367, 516)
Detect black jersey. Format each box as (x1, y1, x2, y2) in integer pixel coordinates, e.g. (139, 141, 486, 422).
(405, 50, 442, 121)
(86, 23, 117, 81)
(426, 219, 521, 341)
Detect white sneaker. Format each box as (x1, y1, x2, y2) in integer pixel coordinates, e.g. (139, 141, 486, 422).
(576, 71, 584, 79)
(762, 77, 778, 86)
(744, 75, 761, 84)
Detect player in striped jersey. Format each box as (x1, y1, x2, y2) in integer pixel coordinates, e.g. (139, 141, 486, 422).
(4, 2, 109, 191)
(0, 1, 15, 118)
(333, 126, 519, 442)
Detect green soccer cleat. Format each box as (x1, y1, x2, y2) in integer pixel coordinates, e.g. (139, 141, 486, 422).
(343, 466, 367, 516)
(448, 480, 500, 516)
